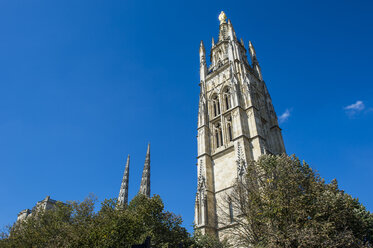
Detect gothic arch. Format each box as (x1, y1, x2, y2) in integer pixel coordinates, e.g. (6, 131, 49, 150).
(210, 93, 221, 117)
(221, 86, 232, 111)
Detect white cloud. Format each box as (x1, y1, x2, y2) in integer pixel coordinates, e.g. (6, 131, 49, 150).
(344, 100, 365, 117)
(278, 109, 291, 123)
(344, 100, 365, 111)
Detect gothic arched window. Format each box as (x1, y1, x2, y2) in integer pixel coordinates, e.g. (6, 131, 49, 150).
(226, 116, 233, 142)
(215, 130, 220, 148)
(214, 122, 223, 148)
(228, 123, 233, 141)
(223, 87, 231, 111)
(219, 128, 223, 146)
(212, 95, 220, 117)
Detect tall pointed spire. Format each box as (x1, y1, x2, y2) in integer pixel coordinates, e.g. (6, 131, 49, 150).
(249, 41, 263, 81)
(199, 40, 206, 64)
(139, 143, 150, 197)
(200, 40, 207, 81)
(117, 155, 130, 207)
(227, 18, 237, 41)
(248, 41, 257, 61)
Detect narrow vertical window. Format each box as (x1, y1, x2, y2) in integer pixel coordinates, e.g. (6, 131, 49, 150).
(225, 95, 229, 110)
(219, 128, 223, 146)
(198, 203, 201, 225)
(228, 123, 233, 141)
(205, 200, 208, 224)
(229, 200, 234, 223)
(215, 130, 220, 148)
(212, 95, 220, 117)
(215, 123, 223, 148)
(223, 88, 231, 111)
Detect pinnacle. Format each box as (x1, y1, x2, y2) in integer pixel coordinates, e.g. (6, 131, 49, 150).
(117, 154, 130, 207)
(139, 143, 151, 197)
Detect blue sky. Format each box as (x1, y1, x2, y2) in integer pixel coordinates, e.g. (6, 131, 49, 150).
(0, 0, 372, 233)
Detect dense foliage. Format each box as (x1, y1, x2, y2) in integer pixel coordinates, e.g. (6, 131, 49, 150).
(192, 229, 229, 248)
(227, 154, 373, 248)
(0, 194, 192, 248)
(2, 154, 372, 248)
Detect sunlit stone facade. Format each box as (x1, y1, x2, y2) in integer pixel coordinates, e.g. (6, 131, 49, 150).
(194, 11, 286, 240)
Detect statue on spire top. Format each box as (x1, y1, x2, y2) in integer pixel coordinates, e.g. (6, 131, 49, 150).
(218, 11, 227, 24)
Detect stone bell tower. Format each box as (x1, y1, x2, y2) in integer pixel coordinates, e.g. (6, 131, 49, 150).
(194, 11, 286, 239)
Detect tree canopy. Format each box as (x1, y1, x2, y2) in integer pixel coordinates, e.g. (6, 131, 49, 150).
(2, 154, 372, 248)
(0, 194, 192, 248)
(225, 154, 373, 248)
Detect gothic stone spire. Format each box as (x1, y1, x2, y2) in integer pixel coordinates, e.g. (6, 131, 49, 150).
(195, 11, 286, 238)
(249, 40, 263, 81)
(139, 143, 150, 197)
(118, 155, 130, 207)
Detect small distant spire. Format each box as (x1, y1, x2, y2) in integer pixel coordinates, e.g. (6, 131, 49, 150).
(240, 38, 244, 46)
(212, 37, 215, 47)
(139, 143, 150, 197)
(118, 155, 130, 207)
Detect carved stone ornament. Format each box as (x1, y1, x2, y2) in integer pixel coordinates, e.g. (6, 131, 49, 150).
(236, 142, 247, 179)
(218, 11, 227, 24)
(197, 160, 206, 192)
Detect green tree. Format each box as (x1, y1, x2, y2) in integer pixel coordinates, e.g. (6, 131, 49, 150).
(224, 154, 373, 248)
(0, 194, 192, 248)
(192, 229, 229, 248)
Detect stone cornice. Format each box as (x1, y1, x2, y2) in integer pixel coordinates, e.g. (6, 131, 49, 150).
(210, 40, 229, 52)
(211, 144, 235, 159)
(270, 124, 282, 131)
(214, 185, 234, 194)
(206, 62, 229, 79)
(196, 153, 212, 160)
(217, 222, 239, 231)
(197, 124, 209, 130)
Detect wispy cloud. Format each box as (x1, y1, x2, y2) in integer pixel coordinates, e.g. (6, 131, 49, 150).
(344, 100, 365, 111)
(344, 100, 365, 117)
(279, 109, 291, 123)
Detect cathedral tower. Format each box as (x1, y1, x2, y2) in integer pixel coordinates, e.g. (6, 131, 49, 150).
(195, 11, 286, 239)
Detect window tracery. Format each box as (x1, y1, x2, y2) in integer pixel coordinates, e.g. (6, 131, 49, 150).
(223, 87, 231, 111)
(211, 94, 221, 117)
(226, 116, 233, 142)
(214, 122, 223, 148)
